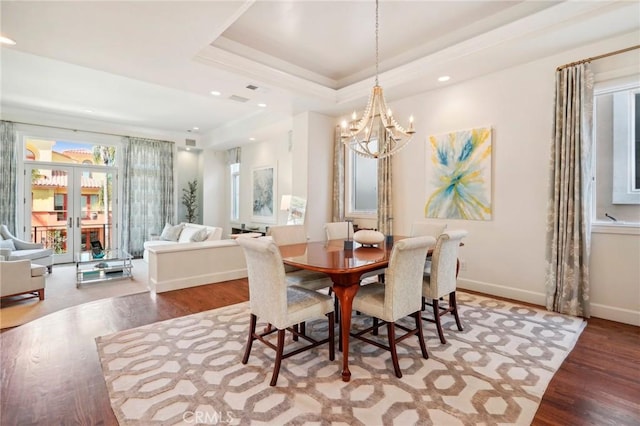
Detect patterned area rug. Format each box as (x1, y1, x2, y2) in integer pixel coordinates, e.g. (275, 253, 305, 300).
(96, 292, 585, 425)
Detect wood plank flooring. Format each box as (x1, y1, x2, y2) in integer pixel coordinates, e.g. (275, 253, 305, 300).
(1, 280, 638, 425)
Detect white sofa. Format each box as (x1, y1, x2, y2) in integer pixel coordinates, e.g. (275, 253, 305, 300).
(144, 223, 249, 293)
(147, 239, 247, 293)
(143, 223, 224, 262)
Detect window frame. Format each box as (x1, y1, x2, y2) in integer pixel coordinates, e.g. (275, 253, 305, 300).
(345, 145, 378, 219)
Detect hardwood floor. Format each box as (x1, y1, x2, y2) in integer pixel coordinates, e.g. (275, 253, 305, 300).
(1, 281, 638, 425)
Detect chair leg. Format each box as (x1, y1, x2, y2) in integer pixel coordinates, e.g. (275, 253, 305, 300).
(270, 329, 286, 386)
(242, 314, 257, 364)
(414, 311, 429, 359)
(38, 289, 44, 300)
(334, 296, 340, 325)
(421, 296, 426, 311)
(450, 292, 463, 331)
(432, 298, 447, 344)
(292, 324, 299, 341)
(328, 312, 335, 361)
(387, 322, 402, 378)
(373, 317, 379, 336)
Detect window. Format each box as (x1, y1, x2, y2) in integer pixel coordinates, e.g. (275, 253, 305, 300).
(230, 163, 240, 221)
(346, 145, 377, 217)
(23, 139, 116, 166)
(593, 76, 640, 226)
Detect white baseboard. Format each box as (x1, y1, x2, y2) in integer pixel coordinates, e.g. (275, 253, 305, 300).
(458, 278, 640, 326)
(590, 303, 640, 326)
(458, 278, 546, 306)
(151, 268, 247, 293)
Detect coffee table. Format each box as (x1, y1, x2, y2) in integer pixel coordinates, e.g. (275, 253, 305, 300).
(75, 249, 133, 287)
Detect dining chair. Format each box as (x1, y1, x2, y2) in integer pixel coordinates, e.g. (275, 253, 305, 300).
(236, 237, 335, 386)
(422, 230, 468, 344)
(410, 221, 447, 274)
(324, 221, 354, 240)
(350, 235, 436, 378)
(267, 224, 332, 291)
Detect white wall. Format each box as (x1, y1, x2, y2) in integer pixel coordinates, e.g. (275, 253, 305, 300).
(175, 149, 202, 224)
(384, 32, 640, 325)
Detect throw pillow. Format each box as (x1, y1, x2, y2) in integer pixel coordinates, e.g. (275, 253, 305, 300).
(178, 226, 201, 243)
(160, 223, 184, 241)
(0, 239, 16, 251)
(190, 228, 209, 242)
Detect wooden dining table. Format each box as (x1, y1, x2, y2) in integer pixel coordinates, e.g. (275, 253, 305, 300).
(279, 236, 406, 382)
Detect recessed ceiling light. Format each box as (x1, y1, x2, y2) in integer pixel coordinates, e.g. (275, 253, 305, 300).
(210, 90, 221, 96)
(83, 109, 94, 113)
(249, 137, 256, 141)
(192, 127, 199, 131)
(257, 103, 267, 108)
(0, 36, 16, 45)
(438, 75, 450, 82)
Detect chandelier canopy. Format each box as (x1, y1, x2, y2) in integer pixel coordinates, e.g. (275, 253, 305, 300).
(341, 0, 416, 159)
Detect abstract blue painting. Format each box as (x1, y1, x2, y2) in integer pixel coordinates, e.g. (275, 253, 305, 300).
(425, 127, 492, 220)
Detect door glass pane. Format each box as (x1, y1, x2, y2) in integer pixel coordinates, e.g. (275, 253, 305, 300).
(31, 168, 69, 255)
(81, 170, 115, 252)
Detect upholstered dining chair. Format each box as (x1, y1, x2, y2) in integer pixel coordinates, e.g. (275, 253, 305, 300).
(324, 221, 354, 240)
(410, 221, 447, 275)
(350, 235, 436, 378)
(422, 230, 468, 344)
(267, 224, 332, 292)
(236, 237, 335, 386)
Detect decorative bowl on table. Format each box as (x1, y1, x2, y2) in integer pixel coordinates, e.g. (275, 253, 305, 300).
(353, 230, 385, 247)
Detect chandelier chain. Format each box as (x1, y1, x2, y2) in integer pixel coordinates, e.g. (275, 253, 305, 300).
(375, 0, 379, 87)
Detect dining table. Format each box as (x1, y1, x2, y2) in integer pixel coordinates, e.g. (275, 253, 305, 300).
(279, 236, 407, 382)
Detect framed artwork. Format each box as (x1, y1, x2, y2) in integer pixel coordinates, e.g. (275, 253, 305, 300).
(425, 127, 492, 220)
(287, 196, 307, 225)
(252, 165, 276, 223)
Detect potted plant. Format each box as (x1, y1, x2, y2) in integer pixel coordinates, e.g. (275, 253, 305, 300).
(182, 179, 198, 223)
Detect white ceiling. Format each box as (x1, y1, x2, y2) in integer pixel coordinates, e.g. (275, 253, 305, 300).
(1, 1, 639, 149)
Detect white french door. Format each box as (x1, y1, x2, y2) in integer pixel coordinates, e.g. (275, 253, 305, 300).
(24, 164, 118, 265)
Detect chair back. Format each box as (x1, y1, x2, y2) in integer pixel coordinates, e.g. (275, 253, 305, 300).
(268, 225, 307, 246)
(410, 221, 447, 238)
(429, 230, 468, 298)
(324, 222, 354, 240)
(236, 238, 288, 325)
(384, 236, 436, 321)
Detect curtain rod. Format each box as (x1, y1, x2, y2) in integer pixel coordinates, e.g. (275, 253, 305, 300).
(5, 120, 131, 138)
(556, 44, 640, 71)
(4, 120, 175, 143)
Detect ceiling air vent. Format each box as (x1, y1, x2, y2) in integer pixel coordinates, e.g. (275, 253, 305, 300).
(185, 139, 196, 147)
(229, 95, 249, 103)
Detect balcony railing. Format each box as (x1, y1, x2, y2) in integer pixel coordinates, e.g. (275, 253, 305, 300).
(31, 224, 113, 253)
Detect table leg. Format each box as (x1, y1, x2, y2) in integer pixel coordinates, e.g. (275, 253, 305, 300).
(331, 284, 359, 382)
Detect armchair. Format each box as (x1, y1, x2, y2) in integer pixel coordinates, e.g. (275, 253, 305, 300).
(0, 225, 53, 273)
(0, 259, 46, 300)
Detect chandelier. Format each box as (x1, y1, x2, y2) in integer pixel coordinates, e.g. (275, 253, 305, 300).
(341, 0, 416, 159)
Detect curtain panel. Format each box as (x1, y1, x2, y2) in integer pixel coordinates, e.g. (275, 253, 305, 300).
(226, 147, 241, 165)
(332, 125, 345, 222)
(0, 121, 17, 232)
(545, 63, 594, 318)
(377, 122, 393, 235)
(121, 137, 174, 257)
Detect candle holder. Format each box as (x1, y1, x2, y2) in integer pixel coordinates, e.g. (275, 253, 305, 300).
(385, 217, 394, 246)
(344, 219, 354, 250)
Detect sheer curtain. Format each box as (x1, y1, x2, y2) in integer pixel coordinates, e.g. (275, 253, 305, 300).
(121, 137, 174, 257)
(377, 121, 393, 235)
(331, 126, 345, 222)
(545, 63, 594, 318)
(0, 121, 17, 232)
